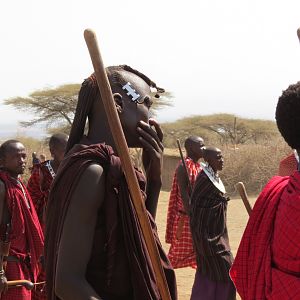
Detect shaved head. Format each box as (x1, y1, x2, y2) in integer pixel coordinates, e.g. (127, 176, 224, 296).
(203, 146, 224, 172)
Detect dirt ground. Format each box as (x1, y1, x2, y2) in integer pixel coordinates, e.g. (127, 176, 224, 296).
(156, 191, 257, 300)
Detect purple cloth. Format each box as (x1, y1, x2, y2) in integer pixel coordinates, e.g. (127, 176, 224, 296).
(190, 269, 236, 300)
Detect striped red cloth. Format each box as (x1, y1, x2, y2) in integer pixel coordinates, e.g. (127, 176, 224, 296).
(230, 172, 300, 299)
(27, 160, 54, 229)
(0, 171, 44, 300)
(165, 157, 201, 269)
(27, 161, 54, 300)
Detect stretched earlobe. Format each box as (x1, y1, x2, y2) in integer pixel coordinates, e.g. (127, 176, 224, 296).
(113, 93, 123, 113)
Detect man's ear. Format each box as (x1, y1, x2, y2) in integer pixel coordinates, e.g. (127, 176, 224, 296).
(113, 93, 123, 113)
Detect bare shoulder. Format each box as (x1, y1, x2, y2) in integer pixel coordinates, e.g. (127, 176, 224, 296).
(71, 163, 105, 211)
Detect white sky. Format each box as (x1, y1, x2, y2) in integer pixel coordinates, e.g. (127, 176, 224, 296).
(1, 0, 300, 138)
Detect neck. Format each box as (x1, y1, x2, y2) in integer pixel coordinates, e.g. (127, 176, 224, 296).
(187, 154, 199, 163)
(87, 112, 117, 151)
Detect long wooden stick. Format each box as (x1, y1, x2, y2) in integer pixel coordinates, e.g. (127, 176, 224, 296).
(84, 29, 171, 300)
(7, 280, 34, 290)
(235, 182, 252, 216)
(176, 139, 192, 195)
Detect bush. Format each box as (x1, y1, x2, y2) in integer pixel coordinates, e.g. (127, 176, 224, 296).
(221, 138, 291, 196)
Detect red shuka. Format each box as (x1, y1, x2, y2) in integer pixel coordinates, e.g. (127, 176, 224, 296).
(27, 162, 53, 300)
(278, 152, 298, 176)
(165, 158, 201, 269)
(230, 172, 300, 299)
(27, 160, 54, 229)
(0, 171, 44, 300)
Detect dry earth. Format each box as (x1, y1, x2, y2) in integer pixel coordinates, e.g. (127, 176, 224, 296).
(156, 191, 257, 300)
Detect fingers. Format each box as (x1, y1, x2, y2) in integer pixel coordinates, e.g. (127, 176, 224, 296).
(149, 118, 163, 142)
(137, 120, 163, 153)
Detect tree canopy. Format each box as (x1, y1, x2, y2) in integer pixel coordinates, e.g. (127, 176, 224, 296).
(4, 84, 173, 134)
(162, 113, 279, 148)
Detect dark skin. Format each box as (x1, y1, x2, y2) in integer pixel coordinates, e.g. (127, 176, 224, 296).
(204, 147, 224, 173)
(55, 71, 164, 300)
(49, 136, 68, 173)
(176, 137, 204, 213)
(0, 142, 27, 294)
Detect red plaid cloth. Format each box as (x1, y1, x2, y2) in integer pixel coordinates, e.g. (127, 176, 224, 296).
(165, 158, 201, 269)
(230, 172, 300, 299)
(27, 162, 53, 300)
(0, 171, 44, 300)
(278, 153, 298, 176)
(27, 160, 54, 230)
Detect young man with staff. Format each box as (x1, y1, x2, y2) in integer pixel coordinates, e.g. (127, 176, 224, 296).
(45, 30, 177, 300)
(165, 136, 204, 270)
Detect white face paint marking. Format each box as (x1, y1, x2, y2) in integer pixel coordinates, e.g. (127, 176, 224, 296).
(122, 82, 140, 102)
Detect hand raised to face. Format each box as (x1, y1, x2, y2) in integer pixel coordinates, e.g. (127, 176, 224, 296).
(137, 118, 164, 181)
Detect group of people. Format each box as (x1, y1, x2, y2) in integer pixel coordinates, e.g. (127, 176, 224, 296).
(166, 137, 235, 299)
(0, 62, 299, 300)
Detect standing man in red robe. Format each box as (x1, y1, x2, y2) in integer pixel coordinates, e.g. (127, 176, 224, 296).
(165, 136, 204, 269)
(0, 140, 44, 299)
(27, 133, 68, 229)
(27, 133, 68, 300)
(230, 81, 300, 299)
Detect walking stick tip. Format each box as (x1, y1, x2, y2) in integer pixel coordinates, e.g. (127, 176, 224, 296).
(84, 28, 96, 40)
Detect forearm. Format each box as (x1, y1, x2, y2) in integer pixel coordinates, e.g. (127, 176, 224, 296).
(145, 178, 162, 219)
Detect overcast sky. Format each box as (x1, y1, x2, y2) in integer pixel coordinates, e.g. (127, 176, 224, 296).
(1, 0, 300, 138)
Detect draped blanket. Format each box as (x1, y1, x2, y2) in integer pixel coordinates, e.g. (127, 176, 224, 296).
(0, 171, 44, 300)
(45, 143, 177, 300)
(230, 172, 300, 299)
(165, 158, 200, 269)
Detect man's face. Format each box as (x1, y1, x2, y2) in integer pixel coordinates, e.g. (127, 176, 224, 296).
(113, 71, 153, 147)
(2, 142, 27, 176)
(208, 150, 224, 172)
(192, 138, 205, 158)
(50, 142, 67, 163)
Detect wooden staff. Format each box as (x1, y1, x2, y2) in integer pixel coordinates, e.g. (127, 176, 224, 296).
(235, 182, 252, 216)
(176, 139, 192, 195)
(7, 280, 34, 290)
(83, 29, 171, 300)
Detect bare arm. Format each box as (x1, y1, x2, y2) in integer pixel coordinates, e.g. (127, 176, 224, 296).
(55, 164, 105, 300)
(176, 164, 191, 214)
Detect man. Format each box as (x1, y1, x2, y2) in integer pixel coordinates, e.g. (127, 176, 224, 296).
(189, 147, 236, 300)
(0, 140, 44, 299)
(27, 133, 68, 229)
(165, 136, 204, 269)
(27, 133, 68, 300)
(230, 81, 300, 299)
(45, 65, 177, 300)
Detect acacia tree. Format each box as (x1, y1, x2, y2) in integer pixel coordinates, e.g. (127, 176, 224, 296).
(162, 113, 279, 148)
(4, 84, 173, 134)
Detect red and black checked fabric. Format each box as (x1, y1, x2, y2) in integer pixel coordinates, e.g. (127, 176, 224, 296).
(27, 160, 54, 229)
(0, 171, 44, 300)
(230, 172, 300, 299)
(278, 153, 298, 176)
(27, 161, 55, 300)
(165, 158, 201, 269)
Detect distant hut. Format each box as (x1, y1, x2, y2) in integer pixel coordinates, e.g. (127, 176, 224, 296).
(162, 148, 181, 191)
